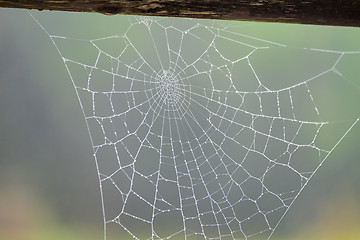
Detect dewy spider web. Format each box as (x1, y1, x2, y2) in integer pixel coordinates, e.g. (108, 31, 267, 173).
(31, 13, 359, 240)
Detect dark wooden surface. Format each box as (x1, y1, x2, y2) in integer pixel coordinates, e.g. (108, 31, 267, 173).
(1, 0, 360, 27)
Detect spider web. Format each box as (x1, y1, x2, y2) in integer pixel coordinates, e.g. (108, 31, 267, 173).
(31, 13, 360, 240)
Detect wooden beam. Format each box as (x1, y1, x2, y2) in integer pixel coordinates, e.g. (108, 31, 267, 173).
(1, 0, 360, 27)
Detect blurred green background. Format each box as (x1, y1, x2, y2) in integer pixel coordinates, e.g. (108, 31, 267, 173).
(0, 8, 360, 240)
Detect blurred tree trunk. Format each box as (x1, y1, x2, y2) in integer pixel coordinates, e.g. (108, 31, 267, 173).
(0, 0, 359, 27)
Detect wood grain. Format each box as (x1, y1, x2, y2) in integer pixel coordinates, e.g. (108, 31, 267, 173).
(1, 0, 359, 27)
